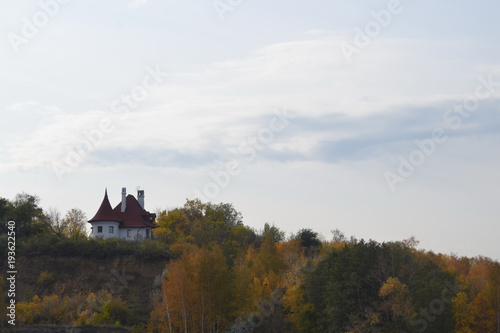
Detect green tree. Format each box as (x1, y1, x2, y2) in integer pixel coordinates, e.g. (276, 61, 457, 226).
(263, 223, 285, 243)
(7, 193, 45, 238)
(296, 228, 321, 257)
(296, 229, 320, 249)
(0, 198, 10, 232)
(304, 240, 456, 332)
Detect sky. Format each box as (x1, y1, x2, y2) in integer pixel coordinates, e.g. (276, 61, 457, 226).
(1, 0, 499, 260)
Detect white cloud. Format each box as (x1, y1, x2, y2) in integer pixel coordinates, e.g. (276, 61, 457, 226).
(4, 34, 500, 174)
(8, 101, 38, 112)
(128, 0, 149, 10)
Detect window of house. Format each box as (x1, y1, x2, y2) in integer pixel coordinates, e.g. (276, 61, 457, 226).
(146, 229, 150, 238)
(97, 226, 102, 233)
(127, 230, 131, 237)
(109, 226, 114, 233)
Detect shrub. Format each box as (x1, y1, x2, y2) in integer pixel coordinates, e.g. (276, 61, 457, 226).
(37, 271, 55, 289)
(16, 290, 133, 327)
(19, 235, 170, 260)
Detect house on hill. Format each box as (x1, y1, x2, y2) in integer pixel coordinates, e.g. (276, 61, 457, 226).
(88, 188, 156, 240)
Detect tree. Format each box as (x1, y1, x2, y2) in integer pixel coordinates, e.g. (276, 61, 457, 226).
(154, 199, 248, 254)
(233, 248, 258, 318)
(484, 262, 500, 332)
(304, 240, 456, 332)
(0, 198, 11, 235)
(263, 223, 285, 243)
(206, 202, 243, 228)
(306, 240, 382, 331)
(402, 236, 420, 250)
(453, 292, 474, 333)
(331, 229, 346, 243)
(195, 246, 234, 331)
(7, 193, 45, 238)
(154, 208, 191, 245)
(45, 207, 67, 237)
(63, 208, 87, 239)
(151, 246, 235, 332)
(296, 228, 321, 253)
(377, 277, 413, 331)
(252, 234, 286, 299)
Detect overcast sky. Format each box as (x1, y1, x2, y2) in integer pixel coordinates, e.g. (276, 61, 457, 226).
(1, 0, 500, 260)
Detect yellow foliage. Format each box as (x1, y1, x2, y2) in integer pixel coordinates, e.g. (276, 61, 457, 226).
(36, 271, 55, 289)
(15, 290, 131, 327)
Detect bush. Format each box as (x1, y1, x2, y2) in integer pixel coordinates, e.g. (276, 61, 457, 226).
(19, 235, 170, 260)
(17, 290, 133, 327)
(37, 271, 55, 289)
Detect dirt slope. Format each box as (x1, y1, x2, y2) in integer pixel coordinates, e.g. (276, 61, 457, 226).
(15, 255, 167, 321)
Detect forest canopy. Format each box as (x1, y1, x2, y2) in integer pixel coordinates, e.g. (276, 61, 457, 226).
(0, 193, 499, 332)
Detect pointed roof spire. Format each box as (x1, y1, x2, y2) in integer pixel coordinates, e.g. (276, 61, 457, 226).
(88, 189, 122, 223)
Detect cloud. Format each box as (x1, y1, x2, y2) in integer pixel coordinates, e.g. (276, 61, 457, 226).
(3, 36, 500, 174)
(128, 0, 149, 10)
(90, 148, 218, 168)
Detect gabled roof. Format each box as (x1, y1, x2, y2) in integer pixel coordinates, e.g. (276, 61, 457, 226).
(88, 189, 157, 228)
(88, 189, 122, 223)
(112, 195, 156, 228)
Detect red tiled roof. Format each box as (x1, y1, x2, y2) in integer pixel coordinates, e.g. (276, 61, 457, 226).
(88, 190, 156, 228)
(88, 189, 122, 223)
(113, 195, 156, 228)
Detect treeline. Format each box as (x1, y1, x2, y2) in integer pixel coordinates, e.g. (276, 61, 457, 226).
(1, 194, 499, 332)
(0, 193, 169, 259)
(147, 199, 500, 332)
(0, 192, 87, 241)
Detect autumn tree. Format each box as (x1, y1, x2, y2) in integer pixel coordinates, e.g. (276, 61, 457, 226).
(63, 208, 87, 239)
(377, 277, 413, 331)
(153, 199, 255, 261)
(151, 245, 235, 333)
(453, 292, 474, 333)
(452, 260, 500, 333)
(252, 234, 286, 299)
(280, 238, 313, 332)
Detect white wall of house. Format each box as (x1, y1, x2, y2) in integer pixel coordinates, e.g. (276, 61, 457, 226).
(90, 221, 121, 239)
(118, 227, 152, 240)
(91, 221, 152, 240)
